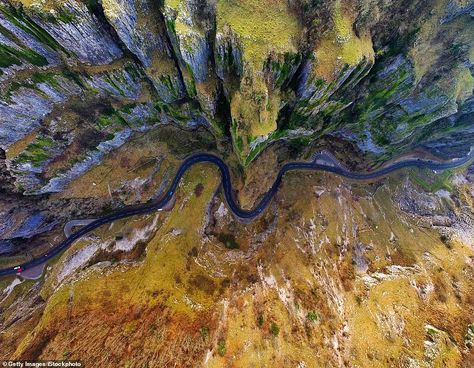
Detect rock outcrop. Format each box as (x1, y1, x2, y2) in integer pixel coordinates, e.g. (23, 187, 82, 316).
(0, 0, 473, 188)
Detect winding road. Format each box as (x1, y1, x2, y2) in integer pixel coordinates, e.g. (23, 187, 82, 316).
(1, 149, 473, 278)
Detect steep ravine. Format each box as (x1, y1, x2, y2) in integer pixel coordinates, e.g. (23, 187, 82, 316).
(0, 0, 472, 253)
(1, 1, 474, 366)
(1, 0, 473, 185)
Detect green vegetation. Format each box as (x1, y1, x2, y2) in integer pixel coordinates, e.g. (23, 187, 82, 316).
(0, 5, 64, 52)
(353, 58, 414, 147)
(235, 134, 243, 153)
(215, 0, 303, 163)
(216, 40, 241, 77)
(455, 67, 474, 103)
(28, 5, 76, 24)
(123, 63, 142, 80)
(0, 23, 23, 48)
(96, 106, 130, 130)
(0, 44, 22, 68)
(244, 142, 266, 165)
(121, 103, 137, 114)
(63, 68, 85, 87)
(269, 322, 280, 336)
(306, 311, 319, 322)
(409, 168, 453, 193)
(217, 233, 239, 249)
(0, 278, 37, 313)
(2, 70, 85, 101)
(154, 100, 189, 123)
(16, 136, 55, 167)
(216, 0, 299, 67)
(217, 340, 226, 356)
(103, 74, 126, 97)
(199, 326, 209, 338)
(287, 61, 372, 135)
(54, 8, 76, 23)
(241, 128, 315, 166)
(265, 52, 302, 88)
(184, 65, 197, 98)
(312, 3, 373, 81)
(159, 75, 180, 100)
(0, 43, 48, 68)
(165, 16, 176, 36)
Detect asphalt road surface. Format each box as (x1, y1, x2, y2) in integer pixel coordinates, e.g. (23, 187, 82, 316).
(1, 149, 473, 277)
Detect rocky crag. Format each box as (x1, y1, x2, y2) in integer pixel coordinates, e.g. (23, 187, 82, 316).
(1, 0, 473, 194)
(1, 1, 474, 366)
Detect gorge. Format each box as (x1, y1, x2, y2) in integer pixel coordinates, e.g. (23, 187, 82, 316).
(1, 0, 474, 366)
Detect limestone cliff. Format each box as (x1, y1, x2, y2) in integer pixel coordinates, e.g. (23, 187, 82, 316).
(1, 1, 474, 365)
(1, 0, 472, 188)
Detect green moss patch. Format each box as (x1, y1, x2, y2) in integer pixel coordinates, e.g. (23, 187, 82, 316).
(0, 5, 64, 52)
(216, 0, 300, 68)
(16, 136, 56, 167)
(0, 43, 48, 68)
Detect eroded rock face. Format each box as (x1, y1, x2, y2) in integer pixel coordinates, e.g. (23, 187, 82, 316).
(102, 0, 186, 102)
(0, 0, 473, 232)
(12, 0, 124, 65)
(1, 0, 472, 179)
(1, 1, 474, 365)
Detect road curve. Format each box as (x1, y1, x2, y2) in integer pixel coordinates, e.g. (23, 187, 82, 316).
(1, 150, 473, 277)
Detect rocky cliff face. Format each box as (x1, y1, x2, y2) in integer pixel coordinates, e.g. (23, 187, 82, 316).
(1, 0, 473, 193)
(1, 1, 474, 365)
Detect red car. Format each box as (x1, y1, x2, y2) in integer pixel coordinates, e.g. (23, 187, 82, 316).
(13, 266, 23, 273)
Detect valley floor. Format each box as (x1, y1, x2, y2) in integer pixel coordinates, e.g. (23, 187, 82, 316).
(1, 141, 474, 367)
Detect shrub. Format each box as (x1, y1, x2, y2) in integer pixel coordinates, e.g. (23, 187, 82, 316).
(217, 340, 226, 356)
(199, 326, 209, 338)
(307, 311, 318, 322)
(269, 322, 279, 336)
